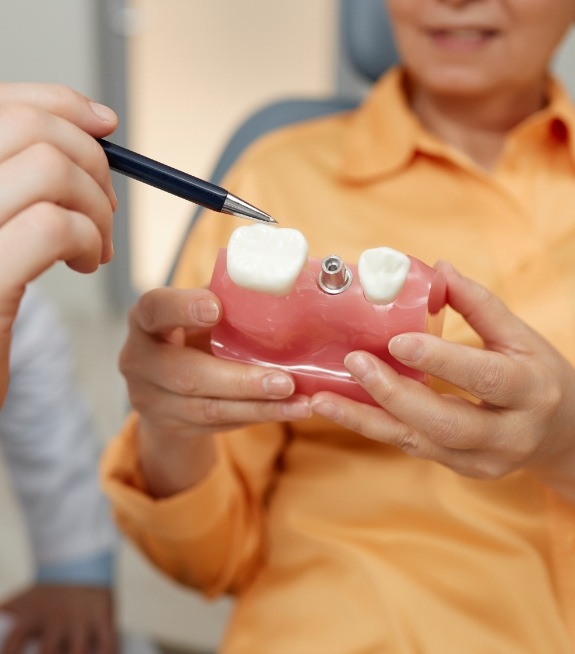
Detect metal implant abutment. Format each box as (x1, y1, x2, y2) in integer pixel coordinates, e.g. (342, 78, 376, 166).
(318, 255, 353, 294)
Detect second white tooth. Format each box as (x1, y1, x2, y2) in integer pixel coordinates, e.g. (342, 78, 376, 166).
(226, 224, 309, 296)
(358, 246, 411, 304)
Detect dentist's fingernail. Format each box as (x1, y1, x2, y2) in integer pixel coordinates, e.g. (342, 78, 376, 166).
(191, 298, 219, 324)
(388, 335, 424, 362)
(344, 352, 375, 382)
(106, 241, 115, 262)
(262, 373, 294, 397)
(90, 101, 117, 122)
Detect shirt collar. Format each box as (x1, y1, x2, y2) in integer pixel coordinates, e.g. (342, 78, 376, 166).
(338, 68, 575, 183)
(339, 68, 419, 183)
(511, 78, 575, 163)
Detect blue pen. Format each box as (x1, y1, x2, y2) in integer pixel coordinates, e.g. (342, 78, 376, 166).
(98, 138, 276, 224)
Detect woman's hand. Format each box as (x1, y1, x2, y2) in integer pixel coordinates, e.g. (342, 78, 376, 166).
(311, 261, 575, 500)
(119, 287, 311, 496)
(0, 83, 118, 404)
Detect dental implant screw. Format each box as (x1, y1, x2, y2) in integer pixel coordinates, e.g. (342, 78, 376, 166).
(318, 255, 353, 294)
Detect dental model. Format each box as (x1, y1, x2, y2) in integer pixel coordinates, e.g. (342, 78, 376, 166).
(358, 247, 411, 304)
(226, 223, 308, 295)
(209, 225, 446, 405)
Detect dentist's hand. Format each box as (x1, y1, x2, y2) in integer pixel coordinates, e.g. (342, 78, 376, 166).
(0, 585, 115, 654)
(0, 83, 118, 404)
(119, 287, 311, 497)
(311, 261, 575, 501)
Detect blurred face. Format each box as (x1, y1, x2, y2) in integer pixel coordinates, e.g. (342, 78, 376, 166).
(385, 0, 575, 97)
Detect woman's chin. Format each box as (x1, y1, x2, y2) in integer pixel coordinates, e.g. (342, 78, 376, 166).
(410, 67, 502, 100)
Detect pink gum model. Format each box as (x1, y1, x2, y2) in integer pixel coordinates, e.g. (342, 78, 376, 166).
(209, 250, 446, 405)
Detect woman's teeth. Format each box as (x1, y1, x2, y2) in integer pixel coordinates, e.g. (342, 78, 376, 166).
(432, 27, 497, 40)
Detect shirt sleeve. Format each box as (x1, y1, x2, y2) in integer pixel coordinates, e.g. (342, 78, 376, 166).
(0, 285, 116, 580)
(36, 550, 114, 587)
(101, 412, 286, 597)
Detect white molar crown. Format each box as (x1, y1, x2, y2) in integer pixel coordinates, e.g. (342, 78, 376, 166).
(358, 246, 411, 305)
(226, 224, 309, 296)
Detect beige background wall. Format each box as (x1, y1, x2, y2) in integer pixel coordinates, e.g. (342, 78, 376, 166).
(126, 0, 338, 292)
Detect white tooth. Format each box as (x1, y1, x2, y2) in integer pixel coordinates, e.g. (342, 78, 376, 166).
(358, 247, 411, 305)
(452, 29, 480, 37)
(226, 224, 308, 296)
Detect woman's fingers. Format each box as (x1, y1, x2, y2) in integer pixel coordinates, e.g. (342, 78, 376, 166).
(133, 375, 310, 433)
(121, 288, 301, 405)
(309, 385, 495, 477)
(310, 368, 526, 480)
(388, 333, 539, 408)
(387, 262, 551, 408)
(132, 287, 223, 337)
(125, 340, 297, 403)
(324, 351, 495, 449)
(435, 260, 534, 353)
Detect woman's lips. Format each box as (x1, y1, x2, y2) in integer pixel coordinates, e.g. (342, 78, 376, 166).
(427, 27, 500, 51)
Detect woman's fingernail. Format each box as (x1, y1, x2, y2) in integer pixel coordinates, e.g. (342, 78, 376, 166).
(344, 352, 375, 382)
(90, 101, 117, 122)
(283, 397, 311, 420)
(310, 399, 341, 421)
(262, 373, 294, 397)
(435, 259, 461, 278)
(388, 335, 424, 362)
(191, 298, 219, 324)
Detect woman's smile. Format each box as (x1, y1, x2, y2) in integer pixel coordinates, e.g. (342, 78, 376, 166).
(426, 25, 500, 52)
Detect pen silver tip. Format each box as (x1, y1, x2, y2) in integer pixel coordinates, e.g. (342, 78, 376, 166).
(222, 193, 278, 224)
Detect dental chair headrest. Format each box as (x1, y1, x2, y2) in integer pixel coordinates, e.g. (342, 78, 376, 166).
(341, 0, 399, 83)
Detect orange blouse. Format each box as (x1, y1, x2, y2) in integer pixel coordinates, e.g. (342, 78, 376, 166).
(102, 69, 575, 653)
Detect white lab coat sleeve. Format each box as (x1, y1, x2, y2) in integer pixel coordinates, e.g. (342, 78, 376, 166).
(0, 285, 117, 573)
